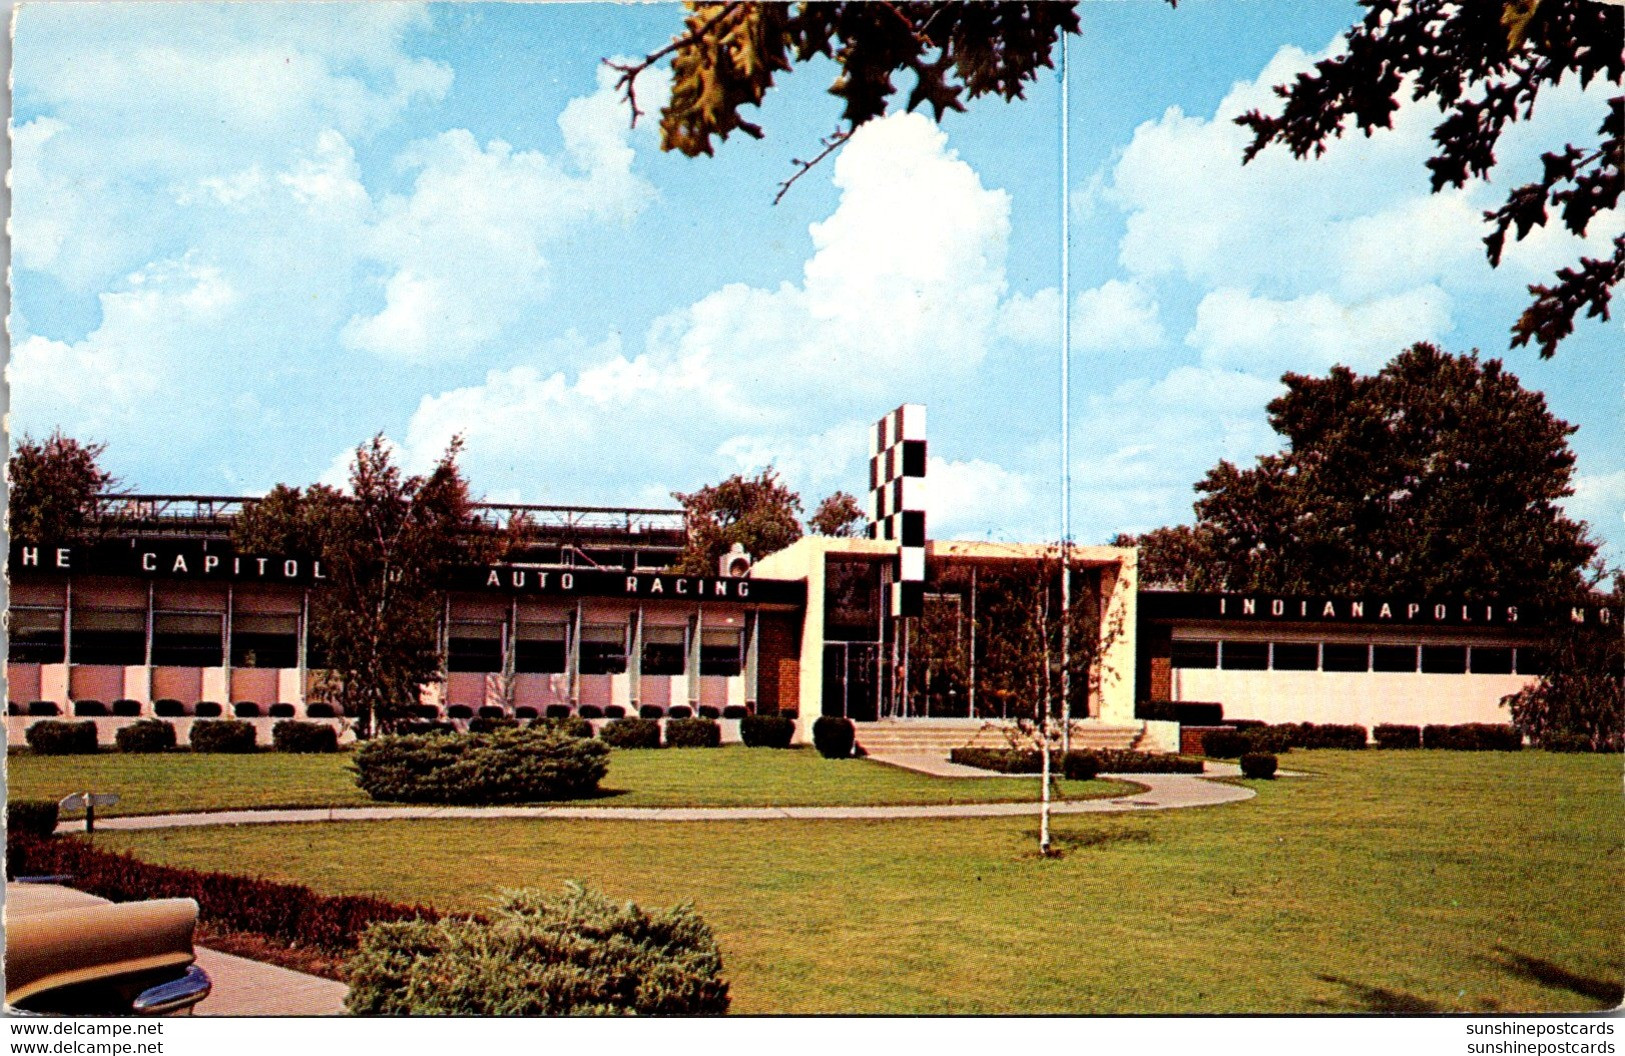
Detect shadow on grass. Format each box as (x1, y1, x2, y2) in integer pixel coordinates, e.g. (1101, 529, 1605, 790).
(1486, 947, 1624, 1006)
(1016, 826, 1154, 859)
(1315, 974, 1443, 1013)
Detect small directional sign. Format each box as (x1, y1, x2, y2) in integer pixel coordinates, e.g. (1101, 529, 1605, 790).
(58, 792, 119, 832)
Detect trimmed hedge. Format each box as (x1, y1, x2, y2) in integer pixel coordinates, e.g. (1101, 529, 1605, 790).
(666, 718, 722, 749)
(1203, 726, 1294, 756)
(1422, 723, 1523, 751)
(307, 702, 339, 719)
(812, 717, 856, 759)
(1276, 722, 1368, 749)
(578, 704, 604, 719)
(399, 721, 456, 736)
(722, 705, 748, 720)
(950, 747, 1206, 776)
(233, 702, 262, 718)
(1086, 749, 1205, 774)
(27, 701, 61, 716)
(1541, 732, 1597, 753)
(604, 705, 628, 719)
(447, 705, 473, 720)
(353, 729, 609, 804)
(668, 705, 693, 720)
(1061, 753, 1099, 781)
(190, 719, 258, 754)
(73, 699, 107, 717)
(949, 747, 1042, 773)
(154, 699, 186, 717)
(6, 833, 437, 955)
(344, 883, 729, 1016)
(1240, 752, 1279, 779)
(116, 719, 177, 754)
(8, 800, 61, 840)
(269, 703, 297, 718)
(1200, 730, 1250, 759)
(600, 718, 662, 750)
(531, 715, 593, 739)
(112, 699, 142, 717)
(515, 707, 540, 720)
(698, 705, 722, 720)
(639, 705, 667, 720)
(26, 720, 98, 756)
(1137, 699, 1224, 726)
(194, 701, 223, 718)
(467, 716, 520, 734)
(544, 704, 572, 719)
(1374, 724, 1421, 750)
(273, 720, 339, 754)
(740, 714, 794, 748)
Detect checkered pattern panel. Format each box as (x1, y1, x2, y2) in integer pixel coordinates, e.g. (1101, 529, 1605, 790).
(868, 404, 927, 616)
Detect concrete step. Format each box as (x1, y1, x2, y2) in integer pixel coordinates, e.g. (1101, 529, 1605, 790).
(853, 720, 1144, 756)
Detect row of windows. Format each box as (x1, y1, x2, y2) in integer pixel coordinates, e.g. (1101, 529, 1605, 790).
(1170, 640, 1545, 675)
(11, 607, 746, 678)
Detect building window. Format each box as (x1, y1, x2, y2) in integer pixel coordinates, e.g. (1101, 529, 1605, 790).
(1420, 645, 1468, 674)
(580, 624, 628, 675)
(9, 608, 65, 664)
(1468, 646, 1514, 675)
(1515, 647, 1549, 676)
(152, 612, 223, 667)
(1321, 643, 1370, 672)
(642, 625, 686, 676)
(1373, 645, 1419, 673)
(1220, 641, 1269, 670)
(447, 621, 504, 673)
(1271, 642, 1319, 671)
(1170, 640, 1218, 669)
(514, 621, 567, 674)
(231, 613, 298, 668)
(700, 628, 743, 676)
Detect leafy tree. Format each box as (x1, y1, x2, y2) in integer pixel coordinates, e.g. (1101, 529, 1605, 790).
(1176, 343, 1597, 604)
(1237, 0, 1623, 358)
(809, 490, 867, 537)
(670, 467, 804, 574)
(611, 2, 1079, 197)
(7, 431, 118, 545)
(310, 436, 486, 737)
(1110, 525, 1219, 591)
(232, 483, 346, 562)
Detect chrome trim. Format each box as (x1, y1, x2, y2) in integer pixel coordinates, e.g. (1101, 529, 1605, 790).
(132, 965, 211, 1015)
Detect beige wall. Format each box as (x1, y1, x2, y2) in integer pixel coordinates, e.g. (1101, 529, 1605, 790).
(1173, 669, 1534, 728)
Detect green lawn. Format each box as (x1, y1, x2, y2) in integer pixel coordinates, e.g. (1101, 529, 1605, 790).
(5, 745, 1126, 815)
(86, 750, 1623, 1014)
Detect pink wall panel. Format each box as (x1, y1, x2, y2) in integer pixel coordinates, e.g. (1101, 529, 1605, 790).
(151, 667, 203, 704)
(70, 665, 126, 703)
(7, 664, 42, 703)
(230, 668, 279, 705)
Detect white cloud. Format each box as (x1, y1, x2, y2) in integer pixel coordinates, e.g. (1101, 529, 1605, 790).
(1071, 279, 1163, 352)
(1563, 469, 1625, 563)
(343, 67, 662, 363)
(1187, 285, 1454, 376)
(929, 456, 1039, 538)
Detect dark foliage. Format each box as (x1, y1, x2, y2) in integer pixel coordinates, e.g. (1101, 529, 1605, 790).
(7, 801, 60, 840)
(698, 705, 721, 720)
(399, 721, 457, 737)
(544, 704, 572, 719)
(115, 719, 176, 754)
(640, 704, 667, 719)
(345, 883, 729, 1016)
(1540, 732, 1602, 753)
(190, 720, 258, 754)
(272, 721, 339, 754)
(1201, 730, 1250, 759)
(949, 747, 1044, 773)
(352, 729, 609, 804)
(668, 705, 693, 719)
(447, 705, 473, 720)
(306, 702, 338, 719)
(6, 835, 437, 954)
(739, 714, 794, 748)
(27, 701, 61, 717)
(1136, 699, 1224, 726)
(809, 491, 868, 538)
(1275, 723, 1368, 750)
(1502, 669, 1624, 752)
(722, 705, 748, 720)
(950, 747, 1204, 775)
(111, 699, 142, 717)
(670, 468, 803, 575)
(26, 720, 98, 756)
(605, 705, 628, 719)
(1060, 753, 1099, 782)
(478, 706, 506, 720)
(578, 704, 605, 719)
(467, 716, 520, 734)
(269, 703, 297, 718)
(1422, 723, 1524, 751)
(233, 702, 262, 718)
(1373, 724, 1423, 750)
(7, 431, 117, 545)
(193, 701, 223, 718)
(666, 718, 722, 749)
(72, 700, 107, 717)
(1084, 749, 1205, 775)
(516, 706, 540, 720)
(599, 718, 663, 750)
(1187, 346, 1596, 602)
(1237, 0, 1623, 358)
(811, 716, 855, 759)
(530, 715, 593, 740)
(153, 699, 185, 717)
(1240, 752, 1279, 779)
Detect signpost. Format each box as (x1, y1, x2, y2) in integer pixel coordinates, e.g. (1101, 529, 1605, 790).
(58, 792, 120, 833)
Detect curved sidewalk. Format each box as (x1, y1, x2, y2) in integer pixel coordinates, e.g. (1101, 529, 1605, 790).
(59, 768, 1255, 833)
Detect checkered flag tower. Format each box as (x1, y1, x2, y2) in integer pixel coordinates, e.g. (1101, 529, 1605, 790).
(868, 404, 927, 618)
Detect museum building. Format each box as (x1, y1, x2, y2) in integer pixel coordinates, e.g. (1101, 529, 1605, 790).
(7, 406, 1616, 746)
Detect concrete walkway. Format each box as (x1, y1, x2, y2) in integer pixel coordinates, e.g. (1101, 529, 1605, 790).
(192, 947, 347, 1016)
(60, 766, 1255, 834)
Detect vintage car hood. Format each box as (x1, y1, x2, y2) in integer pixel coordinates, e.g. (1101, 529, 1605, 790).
(5, 884, 199, 1005)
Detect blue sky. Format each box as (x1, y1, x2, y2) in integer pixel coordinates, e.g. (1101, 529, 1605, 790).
(9, 1, 1622, 563)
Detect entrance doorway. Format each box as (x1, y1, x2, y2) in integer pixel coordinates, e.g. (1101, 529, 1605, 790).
(821, 641, 880, 722)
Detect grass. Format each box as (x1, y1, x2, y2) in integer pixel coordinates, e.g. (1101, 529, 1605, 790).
(4, 744, 1128, 815)
(85, 750, 1623, 1014)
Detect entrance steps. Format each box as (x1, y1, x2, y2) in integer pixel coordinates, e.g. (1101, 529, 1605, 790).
(854, 719, 1145, 757)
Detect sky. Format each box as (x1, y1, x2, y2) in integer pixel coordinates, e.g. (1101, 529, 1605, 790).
(9, 1, 1622, 564)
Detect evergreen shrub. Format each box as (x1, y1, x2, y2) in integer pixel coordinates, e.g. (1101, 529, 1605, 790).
(739, 715, 794, 748)
(25, 720, 98, 755)
(1240, 752, 1278, 779)
(353, 728, 608, 804)
(599, 718, 662, 750)
(1374, 724, 1422, 749)
(116, 719, 177, 754)
(8, 800, 61, 840)
(811, 716, 855, 758)
(666, 718, 721, 748)
(272, 721, 339, 754)
(190, 719, 258, 753)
